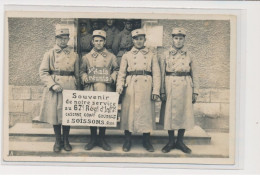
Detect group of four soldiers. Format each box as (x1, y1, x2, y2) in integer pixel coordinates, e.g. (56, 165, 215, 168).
(39, 19, 198, 155)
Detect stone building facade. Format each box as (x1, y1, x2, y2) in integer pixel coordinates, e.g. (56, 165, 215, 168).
(8, 18, 230, 132)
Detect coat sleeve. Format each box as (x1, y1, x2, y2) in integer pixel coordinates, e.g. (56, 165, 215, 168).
(190, 54, 199, 95)
(159, 53, 166, 95)
(112, 33, 121, 55)
(74, 54, 80, 90)
(152, 54, 161, 96)
(39, 50, 56, 89)
(110, 55, 119, 84)
(116, 53, 128, 91)
(79, 55, 88, 85)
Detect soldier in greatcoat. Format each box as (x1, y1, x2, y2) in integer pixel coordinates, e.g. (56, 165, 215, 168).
(160, 28, 199, 154)
(39, 25, 80, 152)
(80, 30, 119, 151)
(116, 29, 161, 152)
(103, 19, 120, 54)
(112, 19, 134, 66)
(79, 21, 93, 57)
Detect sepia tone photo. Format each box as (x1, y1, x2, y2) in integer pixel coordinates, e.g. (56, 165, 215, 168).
(3, 11, 237, 165)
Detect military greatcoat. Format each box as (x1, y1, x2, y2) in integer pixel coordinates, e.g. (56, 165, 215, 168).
(39, 45, 80, 125)
(80, 48, 119, 92)
(103, 25, 120, 54)
(117, 47, 161, 133)
(160, 46, 199, 130)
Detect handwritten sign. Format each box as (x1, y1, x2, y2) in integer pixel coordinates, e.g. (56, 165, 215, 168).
(62, 90, 119, 127)
(87, 67, 112, 83)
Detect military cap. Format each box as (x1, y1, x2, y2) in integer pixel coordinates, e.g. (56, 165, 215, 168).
(92, 30, 106, 39)
(172, 28, 186, 36)
(55, 24, 70, 37)
(131, 29, 145, 38)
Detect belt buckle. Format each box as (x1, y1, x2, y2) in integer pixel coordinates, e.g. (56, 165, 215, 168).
(142, 70, 145, 75)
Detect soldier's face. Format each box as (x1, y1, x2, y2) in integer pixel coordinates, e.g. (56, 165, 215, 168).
(56, 35, 70, 48)
(133, 35, 146, 49)
(80, 24, 87, 33)
(107, 19, 114, 27)
(172, 35, 185, 49)
(92, 22, 99, 30)
(125, 22, 133, 31)
(92, 36, 106, 50)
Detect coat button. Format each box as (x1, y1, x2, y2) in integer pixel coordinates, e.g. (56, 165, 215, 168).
(144, 57, 146, 59)
(134, 57, 136, 59)
(145, 79, 147, 82)
(182, 63, 184, 65)
(135, 80, 137, 82)
(134, 62, 136, 65)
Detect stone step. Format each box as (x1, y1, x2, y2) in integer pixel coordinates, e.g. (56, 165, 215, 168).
(9, 123, 211, 145)
(8, 133, 228, 158)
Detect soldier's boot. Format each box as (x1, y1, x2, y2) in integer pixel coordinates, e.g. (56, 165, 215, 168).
(63, 125, 72, 151)
(85, 126, 98, 150)
(98, 127, 112, 151)
(162, 130, 175, 153)
(142, 133, 154, 152)
(176, 129, 191, 154)
(122, 130, 132, 152)
(53, 125, 62, 152)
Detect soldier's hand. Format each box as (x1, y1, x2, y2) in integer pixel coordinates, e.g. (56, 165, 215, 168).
(117, 87, 123, 94)
(84, 77, 89, 84)
(160, 93, 166, 101)
(52, 84, 63, 93)
(152, 94, 159, 101)
(192, 93, 198, 104)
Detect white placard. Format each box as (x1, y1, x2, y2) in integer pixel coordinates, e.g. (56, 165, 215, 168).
(62, 90, 119, 127)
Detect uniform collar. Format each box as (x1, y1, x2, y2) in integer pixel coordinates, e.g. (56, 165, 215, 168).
(131, 47, 149, 55)
(90, 48, 108, 58)
(54, 45, 71, 54)
(169, 46, 187, 55)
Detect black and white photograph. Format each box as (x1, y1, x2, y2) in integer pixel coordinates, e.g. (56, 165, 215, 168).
(3, 11, 236, 165)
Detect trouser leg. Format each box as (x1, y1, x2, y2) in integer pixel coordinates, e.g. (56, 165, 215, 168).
(161, 130, 175, 153)
(142, 132, 154, 152)
(176, 129, 191, 154)
(99, 127, 112, 151)
(122, 130, 132, 152)
(53, 125, 62, 152)
(84, 126, 98, 150)
(62, 125, 72, 151)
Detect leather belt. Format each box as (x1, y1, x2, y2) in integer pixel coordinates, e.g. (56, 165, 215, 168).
(127, 70, 152, 76)
(166, 72, 190, 76)
(50, 70, 74, 76)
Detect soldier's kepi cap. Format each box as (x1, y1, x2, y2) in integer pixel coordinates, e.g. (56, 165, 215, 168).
(92, 30, 106, 39)
(172, 28, 186, 36)
(55, 24, 70, 37)
(131, 29, 145, 38)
